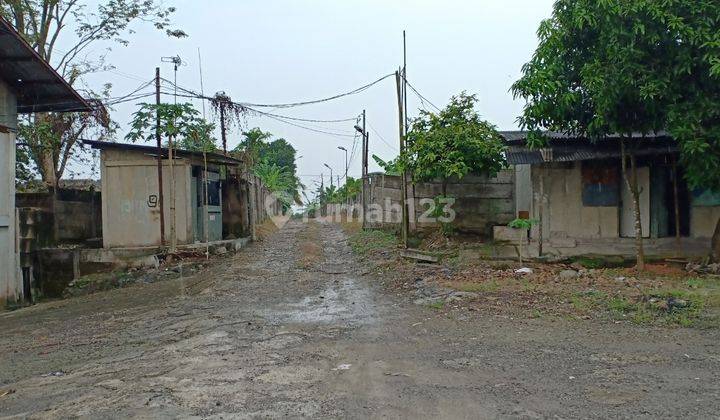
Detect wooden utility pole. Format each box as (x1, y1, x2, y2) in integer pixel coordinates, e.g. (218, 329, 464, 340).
(155, 67, 166, 246)
(395, 70, 409, 248)
(361, 109, 368, 229)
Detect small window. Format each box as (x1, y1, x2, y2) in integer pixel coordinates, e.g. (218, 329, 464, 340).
(581, 160, 620, 207)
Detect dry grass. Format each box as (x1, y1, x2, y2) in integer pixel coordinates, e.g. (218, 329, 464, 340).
(296, 221, 323, 269)
(255, 219, 280, 240)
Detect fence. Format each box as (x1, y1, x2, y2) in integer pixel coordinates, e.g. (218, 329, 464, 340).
(366, 170, 516, 237)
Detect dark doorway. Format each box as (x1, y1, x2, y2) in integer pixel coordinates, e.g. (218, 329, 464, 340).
(651, 165, 690, 238)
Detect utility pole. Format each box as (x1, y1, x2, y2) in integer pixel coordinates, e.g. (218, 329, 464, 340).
(162, 56, 182, 253)
(155, 67, 165, 246)
(361, 110, 368, 228)
(355, 110, 369, 229)
(396, 70, 409, 248)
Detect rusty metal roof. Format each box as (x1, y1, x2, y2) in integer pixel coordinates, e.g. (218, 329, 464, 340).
(500, 131, 677, 165)
(0, 17, 90, 113)
(81, 139, 244, 166)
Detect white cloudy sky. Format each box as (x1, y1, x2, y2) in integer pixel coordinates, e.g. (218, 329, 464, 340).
(71, 0, 555, 192)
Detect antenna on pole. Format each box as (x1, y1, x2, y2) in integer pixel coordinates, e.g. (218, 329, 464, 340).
(161, 55, 183, 253)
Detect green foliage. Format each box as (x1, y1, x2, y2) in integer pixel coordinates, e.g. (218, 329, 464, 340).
(399, 92, 506, 185)
(232, 128, 302, 208)
(512, 0, 720, 193)
(321, 177, 362, 205)
(234, 128, 274, 163)
(508, 218, 539, 230)
(3, 1, 184, 185)
(125, 103, 217, 152)
(372, 155, 401, 176)
(348, 229, 398, 256)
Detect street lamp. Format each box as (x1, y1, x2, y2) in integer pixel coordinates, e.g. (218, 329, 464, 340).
(337, 146, 348, 183)
(323, 163, 333, 187)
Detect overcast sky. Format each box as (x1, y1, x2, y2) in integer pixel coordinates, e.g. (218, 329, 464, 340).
(76, 0, 555, 194)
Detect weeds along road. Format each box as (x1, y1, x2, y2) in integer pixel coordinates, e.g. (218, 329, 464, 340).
(0, 220, 719, 418)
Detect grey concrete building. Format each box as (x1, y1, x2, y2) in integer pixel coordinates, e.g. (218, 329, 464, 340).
(503, 131, 720, 258)
(0, 17, 89, 305)
(82, 140, 247, 249)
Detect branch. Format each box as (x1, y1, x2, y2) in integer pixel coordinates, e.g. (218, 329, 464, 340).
(47, 1, 75, 62)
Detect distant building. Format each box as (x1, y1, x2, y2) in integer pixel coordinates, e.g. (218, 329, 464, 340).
(503, 131, 720, 258)
(0, 17, 89, 305)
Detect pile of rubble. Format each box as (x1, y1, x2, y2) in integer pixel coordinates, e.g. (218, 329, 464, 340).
(686, 262, 720, 275)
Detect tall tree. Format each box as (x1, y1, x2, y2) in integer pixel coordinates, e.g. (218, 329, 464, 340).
(233, 128, 303, 206)
(2, 0, 186, 187)
(399, 92, 506, 195)
(512, 0, 720, 266)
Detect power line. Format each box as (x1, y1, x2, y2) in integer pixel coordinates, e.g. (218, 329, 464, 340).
(368, 121, 399, 152)
(239, 73, 395, 109)
(160, 72, 393, 110)
(402, 76, 441, 112)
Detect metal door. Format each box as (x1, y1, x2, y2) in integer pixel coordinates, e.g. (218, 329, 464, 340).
(196, 171, 222, 242)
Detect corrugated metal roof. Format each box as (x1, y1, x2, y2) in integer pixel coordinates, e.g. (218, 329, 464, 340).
(501, 131, 677, 165)
(500, 130, 670, 145)
(0, 17, 90, 113)
(82, 139, 244, 166)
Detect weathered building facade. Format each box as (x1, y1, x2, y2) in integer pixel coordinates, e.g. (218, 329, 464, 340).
(504, 131, 720, 258)
(366, 170, 517, 236)
(83, 141, 247, 249)
(0, 17, 89, 305)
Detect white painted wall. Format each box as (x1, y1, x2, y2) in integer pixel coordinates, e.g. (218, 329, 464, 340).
(0, 80, 20, 305)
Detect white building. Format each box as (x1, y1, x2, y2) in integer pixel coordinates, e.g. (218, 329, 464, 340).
(0, 17, 89, 305)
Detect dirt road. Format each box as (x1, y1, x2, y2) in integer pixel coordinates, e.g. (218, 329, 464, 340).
(1, 220, 719, 418)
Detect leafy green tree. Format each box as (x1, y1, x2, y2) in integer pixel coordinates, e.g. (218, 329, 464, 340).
(233, 128, 273, 163)
(399, 92, 506, 195)
(125, 103, 215, 150)
(233, 128, 302, 207)
(2, 0, 185, 188)
(372, 155, 401, 176)
(253, 161, 297, 209)
(512, 0, 720, 265)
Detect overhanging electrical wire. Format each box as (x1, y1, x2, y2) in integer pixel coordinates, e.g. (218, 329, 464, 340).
(402, 76, 441, 112)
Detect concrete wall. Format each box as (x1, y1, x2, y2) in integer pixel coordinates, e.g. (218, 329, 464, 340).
(0, 80, 20, 305)
(17, 189, 102, 243)
(101, 149, 192, 248)
(526, 162, 720, 257)
(367, 170, 516, 236)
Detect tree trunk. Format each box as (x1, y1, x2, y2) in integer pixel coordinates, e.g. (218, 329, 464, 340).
(711, 217, 720, 262)
(621, 139, 645, 270)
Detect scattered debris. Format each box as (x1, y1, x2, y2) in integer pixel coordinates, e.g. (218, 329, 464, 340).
(414, 297, 445, 306)
(401, 250, 439, 264)
(42, 371, 66, 377)
(332, 364, 352, 371)
(558, 269, 579, 279)
(515, 267, 533, 275)
(383, 372, 411, 377)
(686, 262, 720, 275)
(0, 389, 15, 398)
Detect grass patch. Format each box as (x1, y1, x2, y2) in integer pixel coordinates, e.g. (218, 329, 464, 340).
(572, 255, 626, 269)
(348, 229, 398, 256)
(427, 300, 446, 310)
